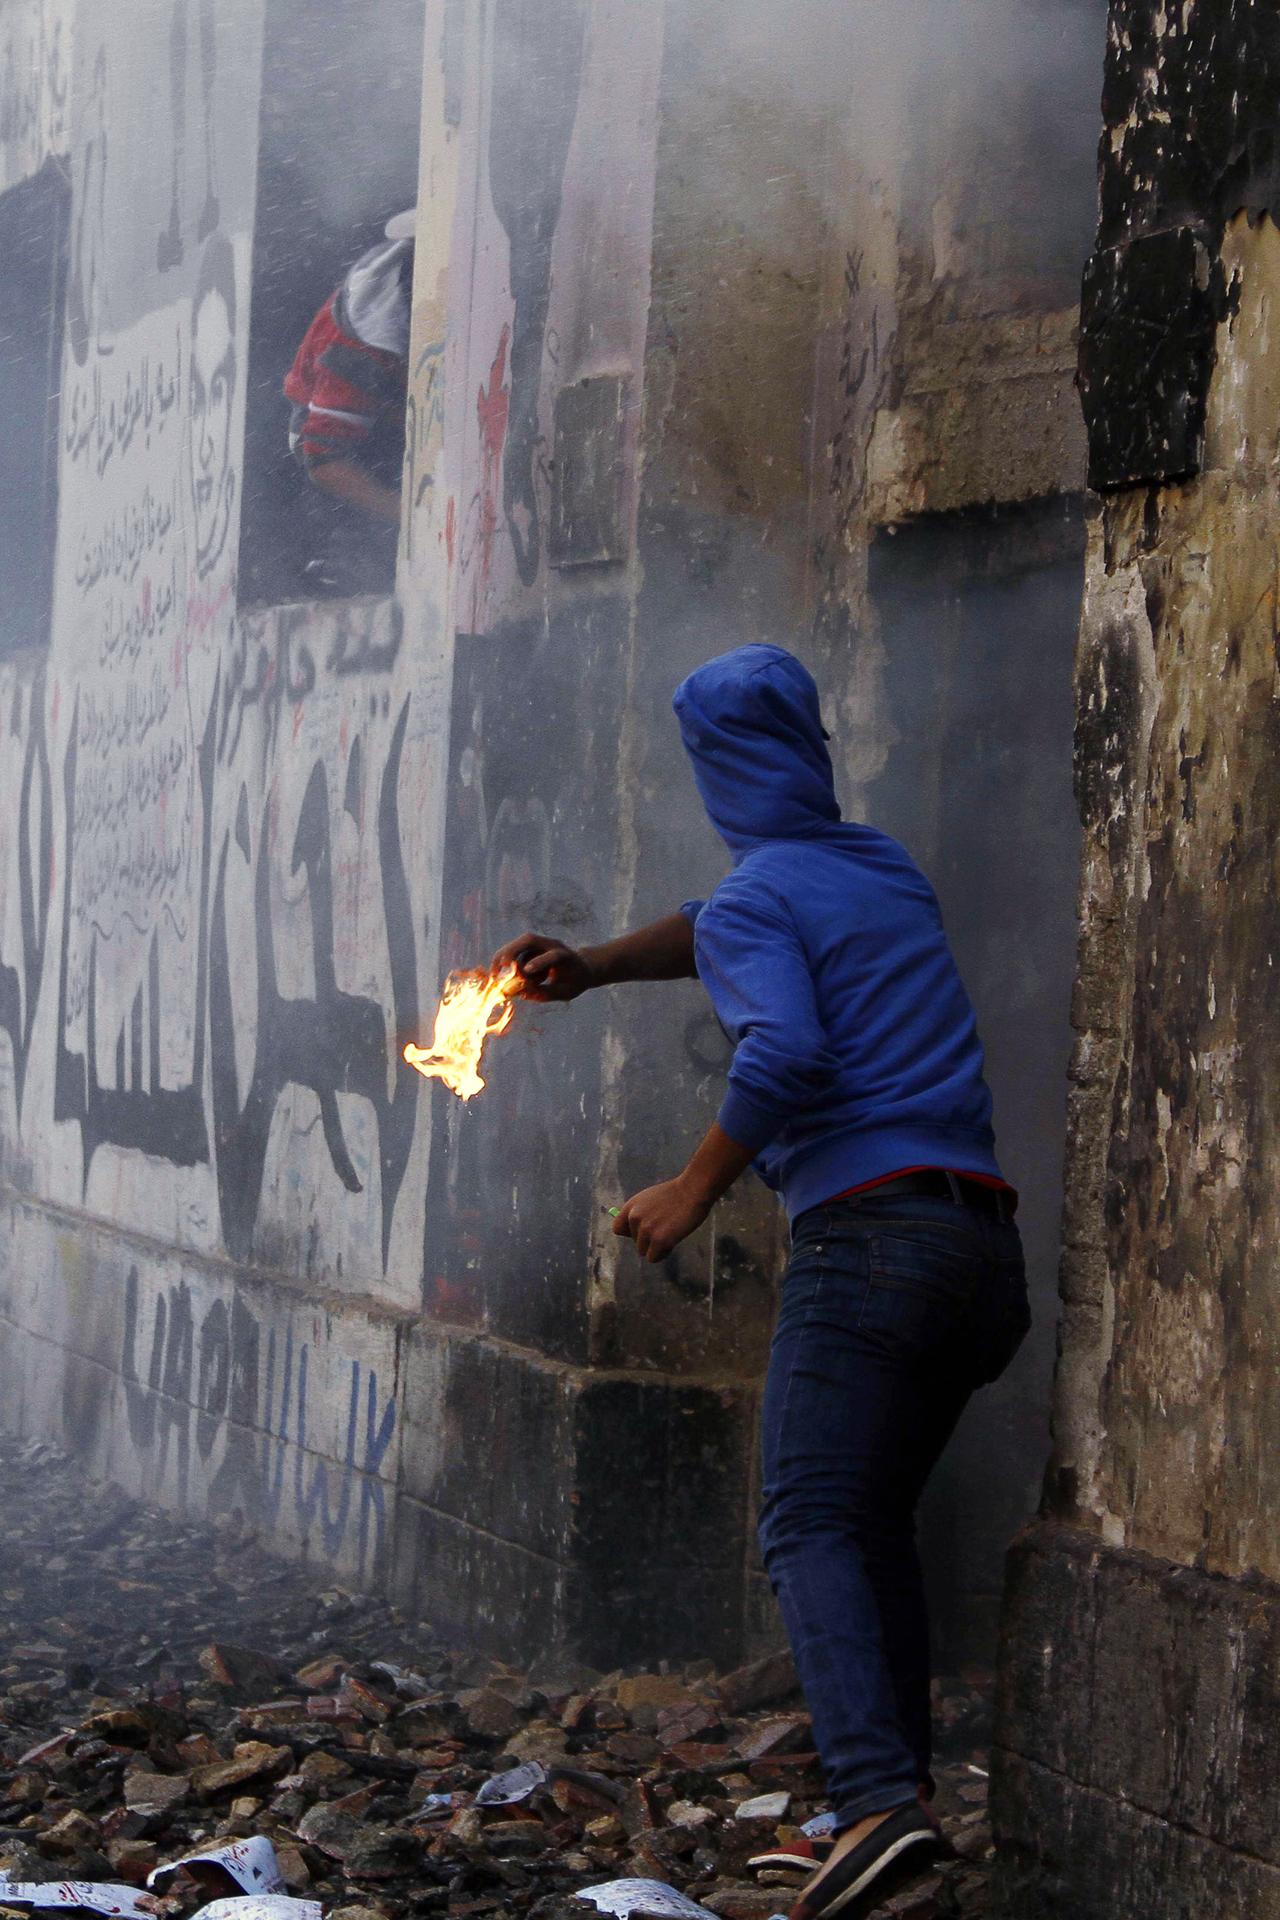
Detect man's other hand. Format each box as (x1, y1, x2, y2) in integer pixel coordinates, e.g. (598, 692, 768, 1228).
(613, 1176, 712, 1263)
(491, 931, 596, 1002)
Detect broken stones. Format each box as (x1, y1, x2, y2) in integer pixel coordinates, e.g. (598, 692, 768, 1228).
(731, 1795, 789, 1825)
(664, 1806, 714, 1834)
(104, 1838, 160, 1882)
(198, 1648, 299, 1699)
(614, 1679, 693, 1718)
(713, 1656, 797, 1718)
(456, 1689, 522, 1743)
(0, 1433, 996, 1920)
(122, 1769, 191, 1817)
(192, 1745, 292, 1803)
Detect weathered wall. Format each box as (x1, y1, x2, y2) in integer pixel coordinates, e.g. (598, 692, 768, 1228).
(0, 0, 744, 1668)
(993, 4, 1280, 1911)
(801, 0, 1101, 1660)
(0, 0, 1097, 1674)
(0, 0, 453, 1596)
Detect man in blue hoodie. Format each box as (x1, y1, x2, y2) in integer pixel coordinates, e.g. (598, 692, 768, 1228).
(492, 643, 1029, 1920)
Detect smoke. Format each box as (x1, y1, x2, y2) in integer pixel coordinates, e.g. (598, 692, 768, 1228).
(256, 0, 426, 235)
(643, 0, 1106, 1659)
(900, 0, 1106, 289)
(664, 0, 1105, 292)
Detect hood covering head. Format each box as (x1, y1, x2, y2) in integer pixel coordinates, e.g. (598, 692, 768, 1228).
(674, 644, 840, 852)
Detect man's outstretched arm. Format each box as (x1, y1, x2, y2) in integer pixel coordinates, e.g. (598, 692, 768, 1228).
(491, 913, 696, 1002)
(490, 912, 745, 1263)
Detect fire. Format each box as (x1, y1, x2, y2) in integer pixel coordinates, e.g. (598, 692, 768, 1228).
(403, 963, 521, 1100)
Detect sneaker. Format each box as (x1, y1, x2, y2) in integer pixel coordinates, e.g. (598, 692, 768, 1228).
(788, 1803, 944, 1920)
(747, 1834, 836, 1874)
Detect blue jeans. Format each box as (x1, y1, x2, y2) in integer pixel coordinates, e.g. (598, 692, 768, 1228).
(758, 1191, 1029, 1829)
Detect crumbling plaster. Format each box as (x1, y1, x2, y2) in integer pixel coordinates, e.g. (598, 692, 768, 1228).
(1046, 209, 1280, 1579)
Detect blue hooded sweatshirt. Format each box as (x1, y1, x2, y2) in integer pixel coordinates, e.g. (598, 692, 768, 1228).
(674, 643, 1004, 1223)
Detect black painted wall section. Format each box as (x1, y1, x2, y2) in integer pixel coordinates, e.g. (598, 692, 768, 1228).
(423, 603, 627, 1365)
(0, 160, 69, 662)
(569, 1375, 752, 1669)
(992, 1526, 1280, 1915)
(419, 594, 759, 1666)
(1080, 0, 1280, 488)
(867, 500, 1084, 1664)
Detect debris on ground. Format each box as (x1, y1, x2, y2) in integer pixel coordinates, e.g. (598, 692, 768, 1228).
(0, 1438, 994, 1920)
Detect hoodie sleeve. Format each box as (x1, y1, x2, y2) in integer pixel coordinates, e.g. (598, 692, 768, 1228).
(694, 881, 840, 1154)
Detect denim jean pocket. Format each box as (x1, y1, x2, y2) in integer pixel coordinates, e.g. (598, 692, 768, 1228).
(857, 1229, 995, 1365)
(971, 1262, 1032, 1384)
(868, 1229, 985, 1298)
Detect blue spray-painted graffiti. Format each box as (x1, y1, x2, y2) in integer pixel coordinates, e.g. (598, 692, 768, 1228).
(122, 1267, 397, 1580)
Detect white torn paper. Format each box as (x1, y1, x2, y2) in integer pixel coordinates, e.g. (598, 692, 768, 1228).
(475, 1760, 547, 1807)
(189, 1900, 320, 1920)
(0, 1885, 158, 1919)
(149, 1840, 284, 1896)
(802, 1811, 837, 1838)
(574, 1881, 720, 1920)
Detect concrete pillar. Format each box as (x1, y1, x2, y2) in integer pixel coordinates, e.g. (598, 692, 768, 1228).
(992, 6, 1280, 1911)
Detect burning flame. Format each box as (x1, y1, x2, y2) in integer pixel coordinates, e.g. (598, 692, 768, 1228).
(403, 963, 521, 1101)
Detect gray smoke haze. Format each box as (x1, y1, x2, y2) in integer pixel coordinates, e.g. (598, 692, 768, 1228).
(256, 0, 1105, 296)
(257, 0, 426, 233)
(664, 0, 1105, 290)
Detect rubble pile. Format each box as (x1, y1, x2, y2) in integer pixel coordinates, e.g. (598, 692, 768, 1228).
(0, 1441, 993, 1920)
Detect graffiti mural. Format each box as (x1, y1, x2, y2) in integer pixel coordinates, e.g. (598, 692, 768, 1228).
(0, 0, 677, 1647)
(0, 679, 52, 1118)
(156, 0, 220, 272)
(122, 1266, 397, 1580)
(0, 0, 69, 194)
(1, 0, 658, 1300)
(44, 666, 421, 1273)
(210, 699, 419, 1266)
(488, 0, 586, 586)
(0, 0, 438, 1307)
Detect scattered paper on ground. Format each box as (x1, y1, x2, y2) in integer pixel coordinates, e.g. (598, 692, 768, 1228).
(0, 1887, 157, 1919)
(149, 1841, 284, 1896)
(575, 1881, 721, 1920)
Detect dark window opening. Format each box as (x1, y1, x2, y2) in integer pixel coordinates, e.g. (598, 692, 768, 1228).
(0, 159, 71, 661)
(238, 0, 425, 609)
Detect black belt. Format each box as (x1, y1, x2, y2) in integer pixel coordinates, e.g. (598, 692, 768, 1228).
(839, 1170, 1017, 1221)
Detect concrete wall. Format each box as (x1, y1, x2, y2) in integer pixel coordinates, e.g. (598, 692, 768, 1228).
(803, 0, 1102, 1660)
(993, 5, 1280, 1912)
(0, 0, 1099, 1673)
(0, 0, 452, 1599)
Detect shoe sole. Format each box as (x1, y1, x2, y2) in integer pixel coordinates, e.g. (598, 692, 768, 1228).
(749, 1849, 831, 1872)
(795, 1830, 941, 1920)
